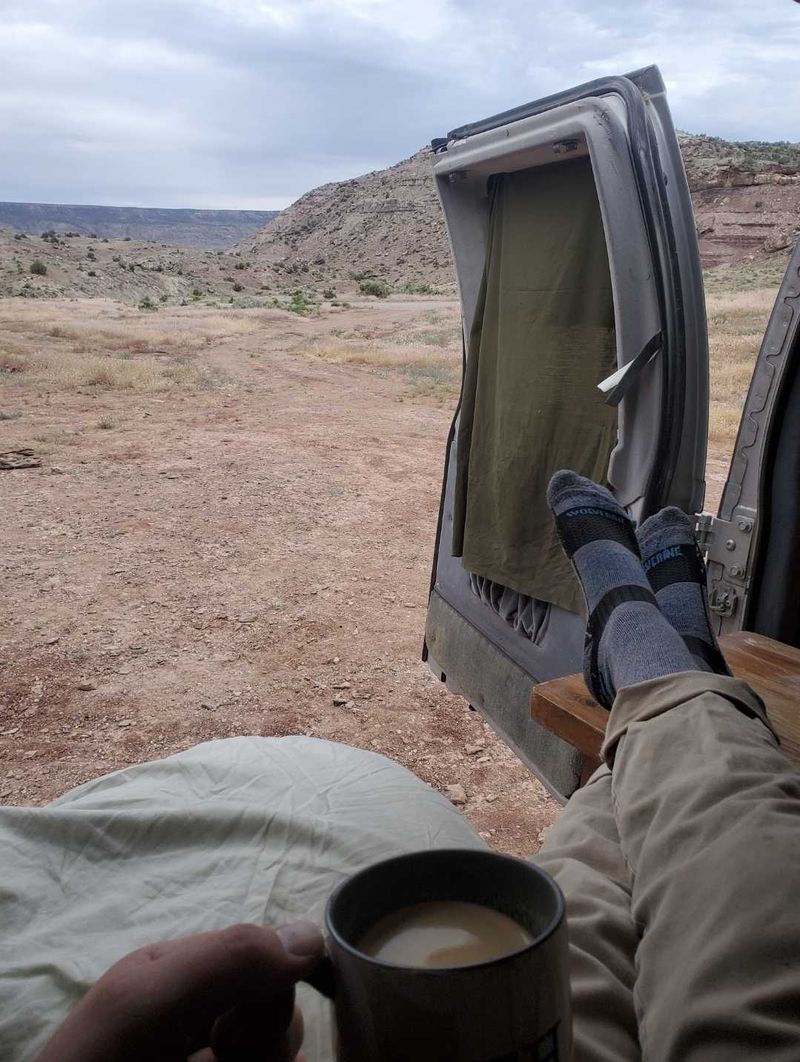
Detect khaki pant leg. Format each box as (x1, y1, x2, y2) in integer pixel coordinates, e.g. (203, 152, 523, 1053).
(605, 672, 800, 1062)
(536, 765, 640, 1062)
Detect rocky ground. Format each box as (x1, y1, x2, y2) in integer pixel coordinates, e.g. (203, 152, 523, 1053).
(0, 296, 559, 858)
(0, 228, 284, 304)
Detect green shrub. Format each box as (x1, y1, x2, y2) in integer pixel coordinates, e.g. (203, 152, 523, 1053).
(232, 282, 244, 292)
(138, 295, 157, 311)
(322, 288, 335, 299)
(359, 279, 391, 298)
(30, 260, 47, 276)
(286, 289, 317, 316)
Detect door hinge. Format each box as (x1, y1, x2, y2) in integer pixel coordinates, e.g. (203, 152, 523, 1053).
(696, 508, 757, 620)
(695, 511, 715, 552)
(695, 508, 756, 582)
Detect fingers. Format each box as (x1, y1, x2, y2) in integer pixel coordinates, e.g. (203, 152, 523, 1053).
(95, 920, 324, 1031)
(33, 921, 324, 1062)
(212, 1000, 305, 1062)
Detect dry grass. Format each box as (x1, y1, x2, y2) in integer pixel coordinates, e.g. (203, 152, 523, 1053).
(296, 303, 463, 401)
(703, 259, 789, 295)
(0, 299, 271, 351)
(0, 300, 275, 393)
(300, 339, 461, 401)
(0, 343, 197, 392)
(706, 286, 777, 445)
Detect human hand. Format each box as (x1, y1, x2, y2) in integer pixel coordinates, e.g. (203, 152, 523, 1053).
(33, 921, 324, 1062)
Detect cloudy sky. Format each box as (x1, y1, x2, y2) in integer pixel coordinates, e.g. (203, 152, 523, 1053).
(2, 0, 799, 210)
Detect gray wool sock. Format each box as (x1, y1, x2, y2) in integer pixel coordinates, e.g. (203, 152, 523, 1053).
(547, 471, 698, 708)
(637, 507, 731, 675)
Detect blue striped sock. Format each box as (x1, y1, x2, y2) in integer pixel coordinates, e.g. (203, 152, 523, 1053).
(547, 471, 698, 708)
(637, 507, 731, 675)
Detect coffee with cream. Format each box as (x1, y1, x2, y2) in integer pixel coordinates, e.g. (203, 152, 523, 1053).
(357, 900, 533, 969)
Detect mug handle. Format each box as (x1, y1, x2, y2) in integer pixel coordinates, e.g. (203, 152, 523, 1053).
(302, 955, 336, 1000)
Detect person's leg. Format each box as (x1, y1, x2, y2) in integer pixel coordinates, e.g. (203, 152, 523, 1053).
(547, 470, 800, 1060)
(536, 765, 640, 1062)
(605, 673, 800, 1062)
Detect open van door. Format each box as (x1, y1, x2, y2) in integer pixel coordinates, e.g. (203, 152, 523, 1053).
(423, 66, 709, 800)
(705, 237, 800, 649)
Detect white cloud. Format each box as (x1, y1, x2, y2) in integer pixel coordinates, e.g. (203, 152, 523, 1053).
(1, 0, 799, 208)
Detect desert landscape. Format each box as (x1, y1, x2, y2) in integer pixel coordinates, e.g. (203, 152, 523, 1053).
(0, 137, 796, 858)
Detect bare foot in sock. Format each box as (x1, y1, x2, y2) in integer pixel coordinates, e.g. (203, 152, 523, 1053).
(547, 471, 698, 708)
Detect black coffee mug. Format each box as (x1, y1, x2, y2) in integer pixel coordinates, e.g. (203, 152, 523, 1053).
(303, 848, 571, 1061)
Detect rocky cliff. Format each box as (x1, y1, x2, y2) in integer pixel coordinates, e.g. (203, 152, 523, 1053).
(239, 149, 452, 290)
(680, 134, 800, 265)
(242, 134, 800, 288)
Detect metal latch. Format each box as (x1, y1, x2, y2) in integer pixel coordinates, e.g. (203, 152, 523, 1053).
(695, 509, 755, 582)
(708, 584, 738, 618)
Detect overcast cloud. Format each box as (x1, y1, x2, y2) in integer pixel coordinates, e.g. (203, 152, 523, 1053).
(1, 0, 799, 209)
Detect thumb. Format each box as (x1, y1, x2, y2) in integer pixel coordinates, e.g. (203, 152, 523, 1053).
(275, 921, 324, 961)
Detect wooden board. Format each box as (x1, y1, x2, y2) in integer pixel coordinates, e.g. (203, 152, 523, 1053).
(530, 631, 800, 770)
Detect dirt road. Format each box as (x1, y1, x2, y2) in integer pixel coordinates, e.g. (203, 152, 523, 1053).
(1, 298, 559, 857)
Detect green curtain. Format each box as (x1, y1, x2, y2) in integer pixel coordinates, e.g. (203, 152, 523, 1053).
(453, 156, 618, 615)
